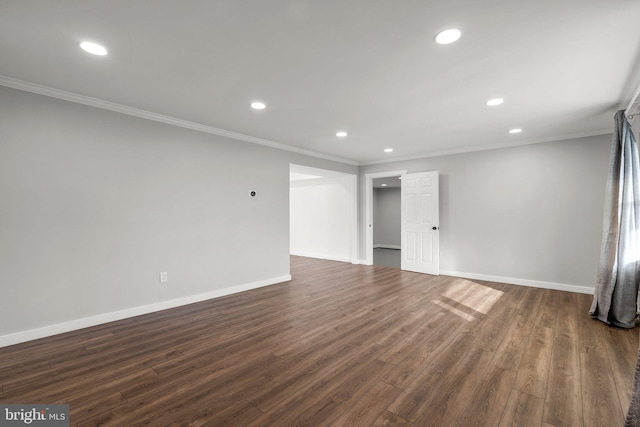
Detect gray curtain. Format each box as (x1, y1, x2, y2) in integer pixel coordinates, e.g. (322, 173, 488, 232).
(589, 110, 640, 329)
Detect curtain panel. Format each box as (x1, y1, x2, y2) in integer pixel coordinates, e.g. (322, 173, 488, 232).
(590, 110, 640, 328)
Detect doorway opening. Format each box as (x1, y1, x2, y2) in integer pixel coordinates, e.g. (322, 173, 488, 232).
(372, 176, 402, 268)
(365, 170, 407, 266)
(290, 164, 358, 264)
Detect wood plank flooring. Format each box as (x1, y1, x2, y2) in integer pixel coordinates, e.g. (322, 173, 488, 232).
(0, 256, 637, 426)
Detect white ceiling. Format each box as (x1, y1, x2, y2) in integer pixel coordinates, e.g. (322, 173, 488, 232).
(1, 0, 639, 165)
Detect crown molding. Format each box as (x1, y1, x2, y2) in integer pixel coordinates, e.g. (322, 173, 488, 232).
(0, 75, 359, 166)
(0, 75, 614, 168)
(358, 129, 613, 166)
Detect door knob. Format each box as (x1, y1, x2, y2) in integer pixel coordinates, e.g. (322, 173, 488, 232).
(432, 226, 439, 230)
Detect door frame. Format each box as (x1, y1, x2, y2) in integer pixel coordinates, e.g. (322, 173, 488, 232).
(364, 169, 407, 265)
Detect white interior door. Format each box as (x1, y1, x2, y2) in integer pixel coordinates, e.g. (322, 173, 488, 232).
(401, 171, 439, 275)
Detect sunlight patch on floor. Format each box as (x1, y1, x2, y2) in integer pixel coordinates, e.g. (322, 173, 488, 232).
(432, 299, 477, 322)
(433, 279, 504, 321)
(445, 280, 504, 314)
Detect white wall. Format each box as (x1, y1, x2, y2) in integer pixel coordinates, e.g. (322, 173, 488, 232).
(0, 86, 356, 345)
(373, 187, 400, 248)
(0, 82, 617, 345)
(360, 134, 611, 291)
(290, 174, 356, 262)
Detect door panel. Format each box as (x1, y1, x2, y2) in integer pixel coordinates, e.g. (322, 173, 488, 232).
(406, 232, 417, 261)
(401, 171, 439, 275)
(421, 233, 433, 263)
(421, 194, 433, 223)
(406, 194, 417, 223)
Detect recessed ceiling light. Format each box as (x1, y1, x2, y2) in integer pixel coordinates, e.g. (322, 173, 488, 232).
(434, 29, 462, 45)
(79, 41, 108, 56)
(381, 184, 388, 187)
(384, 148, 393, 153)
(509, 128, 523, 134)
(251, 102, 266, 110)
(486, 98, 504, 106)
(336, 131, 347, 137)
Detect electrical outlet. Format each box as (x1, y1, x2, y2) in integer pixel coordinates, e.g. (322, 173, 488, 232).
(160, 272, 168, 283)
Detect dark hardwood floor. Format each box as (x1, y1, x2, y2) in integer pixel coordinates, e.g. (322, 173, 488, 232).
(0, 256, 637, 426)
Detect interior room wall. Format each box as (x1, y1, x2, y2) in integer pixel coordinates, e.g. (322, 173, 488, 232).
(359, 134, 612, 292)
(373, 187, 401, 248)
(290, 174, 356, 262)
(0, 86, 356, 345)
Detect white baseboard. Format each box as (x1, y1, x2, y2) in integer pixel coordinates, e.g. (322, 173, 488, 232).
(373, 244, 401, 250)
(290, 251, 357, 264)
(0, 275, 291, 349)
(440, 270, 594, 295)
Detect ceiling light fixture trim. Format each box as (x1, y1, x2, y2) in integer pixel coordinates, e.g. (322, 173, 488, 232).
(486, 98, 504, 106)
(434, 28, 462, 45)
(79, 41, 108, 56)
